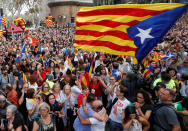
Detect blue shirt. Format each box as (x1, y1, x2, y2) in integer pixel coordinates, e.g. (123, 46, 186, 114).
(178, 65, 188, 75)
(73, 104, 95, 131)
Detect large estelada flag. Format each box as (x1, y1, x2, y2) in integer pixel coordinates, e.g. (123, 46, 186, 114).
(25, 34, 38, 46)
(74, 3, 188, 63)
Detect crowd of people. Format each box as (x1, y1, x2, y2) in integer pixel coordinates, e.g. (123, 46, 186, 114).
(0, 17, 187, 131)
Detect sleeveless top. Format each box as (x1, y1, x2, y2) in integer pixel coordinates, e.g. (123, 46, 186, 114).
(36, 115, 55, 131)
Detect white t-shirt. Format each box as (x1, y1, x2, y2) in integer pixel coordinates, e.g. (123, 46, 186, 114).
(119, 62, 130, 73)
(29, 82, 38, 92)
(89, 110, 106, 131)
(109, 98, 130, 123)
(71, 85, 82, 104)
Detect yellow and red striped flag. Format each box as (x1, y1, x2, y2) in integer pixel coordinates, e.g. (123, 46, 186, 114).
(2, 15, 7, 26)
(74, 3, 188, 63)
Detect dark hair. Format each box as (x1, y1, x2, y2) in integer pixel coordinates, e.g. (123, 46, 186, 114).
(79, 66, 85, 71)
(181, 74, 188, 81)
(161, 72, 171, 82)
(126, 72, 136, 81)
(38, 93, 47, 102)
(117, 57, 123, 62)
(26, 88, 35, 98)
(156, 82, 166, 88)
(6, 85, 13, 91)
(82, 86, 89, 90)
(29, 74, 38, 84)
(119, 86, 127, 97)
(167, 68, 177, 76)
(113, 62, 119, 69)
(66, 69, 72, 75)
(70, 76, 77, 87)
(86, 93, 96, 103)
(182, 97, 188, 109)
(46, 93, 56, 105)
(136, 90, 152, 105)
(150, 60, 155, 64)
(123, 106, 137, 123)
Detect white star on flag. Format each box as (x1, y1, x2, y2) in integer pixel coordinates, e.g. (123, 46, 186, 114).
(135, 27, 154, 44)
(115, 71, 120, 76)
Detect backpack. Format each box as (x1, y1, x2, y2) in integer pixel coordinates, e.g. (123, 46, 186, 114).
(150, 103, 177, 131)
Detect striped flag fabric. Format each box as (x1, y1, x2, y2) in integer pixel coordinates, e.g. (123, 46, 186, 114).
(162, 52, 175, 60)
(74, 3, 188, 63)
(81, 55, 96, 87)
(22, 73, 28, 83)
(2, 15, 7, 26)
(143, 69, 152, 80)
(85, 55, 96, 77)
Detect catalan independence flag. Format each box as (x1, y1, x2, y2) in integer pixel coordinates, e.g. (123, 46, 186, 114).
(81, 55, 95, 87)
(143, 69, 152, 80)
(74, 3, 188, 63)
(85, 55, 95, 77)
(22, 73, 28, 83)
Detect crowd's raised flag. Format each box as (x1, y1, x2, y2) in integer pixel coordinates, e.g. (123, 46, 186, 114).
(81, 54, 96, 86)
(161, 52, 175, 60)
(45, 19, 53, 28)
(21, 43, 26, 58)
(25, 34, 38, 46)
(13, 17, 27, 32)
(74, 3, 188, 63)
(2, 15, 7, 26)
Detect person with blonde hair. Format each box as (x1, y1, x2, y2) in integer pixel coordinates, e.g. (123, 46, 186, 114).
(33, 102, 56, 131)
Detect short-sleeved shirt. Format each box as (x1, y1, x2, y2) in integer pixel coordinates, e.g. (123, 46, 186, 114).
(109, 98, 130, 123)
(89, 110, 105, 131)
(154, 104, 180, 131)
(153, 78, 175, 90)
(73, 104, 95, 131)
(89, 81, 104, 97)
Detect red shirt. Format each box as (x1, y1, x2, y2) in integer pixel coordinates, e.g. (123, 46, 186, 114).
(89, 81, 104, 97)
(7, 89, 19, 107)
(34, 70, 46, 87)
(77, 93, 84, 108)
(77, 93, 90, 108)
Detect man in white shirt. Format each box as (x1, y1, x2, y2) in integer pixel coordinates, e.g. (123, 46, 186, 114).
(109, 86, 130, 131)
(77, 100, 106, 131)
(118, 57, 131, 74)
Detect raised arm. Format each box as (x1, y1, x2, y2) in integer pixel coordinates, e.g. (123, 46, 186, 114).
(77, 110, 91, 125)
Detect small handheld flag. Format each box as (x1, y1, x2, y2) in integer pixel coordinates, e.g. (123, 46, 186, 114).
(21, 44, 26, 59)
(25, 34, 38, 46)
(162, 52, 175, 61)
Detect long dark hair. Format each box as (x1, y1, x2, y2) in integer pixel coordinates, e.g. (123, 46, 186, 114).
(135, 90, 152, 105)
(123, 106, 137, 123)
(70, 75, 77, 87)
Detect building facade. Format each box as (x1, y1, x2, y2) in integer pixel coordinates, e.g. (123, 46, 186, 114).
(48, 0, 93, 25)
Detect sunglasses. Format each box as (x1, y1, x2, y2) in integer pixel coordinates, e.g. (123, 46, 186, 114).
(97, 105, 103, 110)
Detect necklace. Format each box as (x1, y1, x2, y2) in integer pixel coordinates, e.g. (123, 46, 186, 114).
(41, 115, 51, 125)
